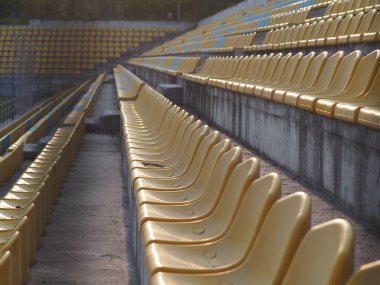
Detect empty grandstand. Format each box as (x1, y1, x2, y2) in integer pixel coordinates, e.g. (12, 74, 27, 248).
(0, 0, 379, 284)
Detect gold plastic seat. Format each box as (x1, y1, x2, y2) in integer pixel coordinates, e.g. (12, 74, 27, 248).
(0, 232, 21, 285)
(358, 106, 380, 129)
(297, 50, 362, 112)
(130, 124, 208, 187)
(0, 251, 11, 285)
(283, 51, 344, 107)
(347, 260, 380, 285)
(311, 50, 380, 116)
(261, 53, 303, 100)
(131, 131, 219, 192)
(244, 53, 284, 95)
(362, 10, 380, 42)
(271, 52, 318, 103)
(252, 53, 292, 97)
(150, 192, 311, 285)
(330, 57, 380, 122)
(141, 173, 280, 249)
(137, 157, 259, 228)
(134, 136, 227, 194)
(136, 144, 239, 208)
(281, 219, 355, 285)
(127, 115, 196, 162)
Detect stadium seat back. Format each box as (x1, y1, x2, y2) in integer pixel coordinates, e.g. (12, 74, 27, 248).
(0, 251, 11, 285)
(281, 219, 355, 285)
(243, 192, 311, 285)
(347, 261, 380, 285)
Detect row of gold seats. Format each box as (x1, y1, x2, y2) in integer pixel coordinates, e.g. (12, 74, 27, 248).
(0, 85, 86, 186)
(0, 69, 85, 76)
(114, 65, 145, 101)
(64, 74, 105, 125)
(324, 0, 380, 16)
(183, 50, 380, 130)
(129, 57, 201, 76)
(0, 75, 104, 284)
(0, 27, 170, 36)
(270, 0, 334, 26)
(118, 67, 380, 285)
(0, 35, 153, 41)
(0, 42, 143, 49)
(195, 33, 257, 54)
(246, 8, 380, 51)
(141, 0, 316, 56)
(270, 6, 313, 25)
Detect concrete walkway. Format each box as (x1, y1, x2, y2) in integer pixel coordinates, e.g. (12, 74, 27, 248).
(28, 74, 140, 284)
(27, 133, 139, 285)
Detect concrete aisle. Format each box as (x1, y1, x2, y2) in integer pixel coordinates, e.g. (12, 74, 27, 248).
(28, 74, 139, 284)
(27, 133, 139, 285)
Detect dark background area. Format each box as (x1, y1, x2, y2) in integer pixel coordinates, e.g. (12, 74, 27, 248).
(0, 0, 242, 23)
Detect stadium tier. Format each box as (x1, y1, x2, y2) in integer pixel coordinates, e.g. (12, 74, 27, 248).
(0, 26, 176, 76)
(0, 0, 379, 284)
(114, 67, 379, 285)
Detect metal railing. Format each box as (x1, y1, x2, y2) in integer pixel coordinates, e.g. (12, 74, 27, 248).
(0, 93, 50, 128)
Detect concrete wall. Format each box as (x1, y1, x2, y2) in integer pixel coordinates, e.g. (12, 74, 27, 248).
(184, 81, 380, 228)
(198, 0, 267, 26)
(29, 20, 195, 32)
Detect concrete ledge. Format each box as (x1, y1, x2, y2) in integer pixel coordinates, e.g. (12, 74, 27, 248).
(183, 80, 380, 228)
(134, 67, 178, 86)
(157, 84, 183, 106)
(24, 144, 42, 160)
(99, 110, 121, 134)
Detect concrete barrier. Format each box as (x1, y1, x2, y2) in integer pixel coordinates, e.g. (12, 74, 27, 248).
(184, 80, 380, 229)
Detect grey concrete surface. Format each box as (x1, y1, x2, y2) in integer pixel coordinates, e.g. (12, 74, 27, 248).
(27, 75, 139, 285)
(181, 80, 380, 229)
(92, 75, 119, 122)
(27, 134, 140, 285)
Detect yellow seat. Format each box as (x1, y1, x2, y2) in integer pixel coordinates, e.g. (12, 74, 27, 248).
(281, 219, 355, 285)
(362, 10, 380, 42)
(127, 114, 195, 160)
(347, 260, 380, 285)
(131, 131, 220, 191)
(325, 14, 352, 46)
(141, 172, 280, 249)
(150, 192, 311, 285)
(252, 53, 293, 96)
(244, 53, 284, 95)
(136, 142, 239, 210)
(0, 251, 11, 285)
(137, 157, 259, 228)
(297, 50, 362, 112)
(332, 66, 380, 123)
(349, 9, 377, 43)
(0, 232, 21, 285)
(0, 216, 29, 283)
(261, 53, 303, 100)
(134, 137, 228, 195)
(284, 51, 344, 107)
(271, 52, 317, 103)
(125, 109, 187, 153)
(130, 124, 208, 187)
(312, 50, 380, 116)
(358, 106, 380, 129)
